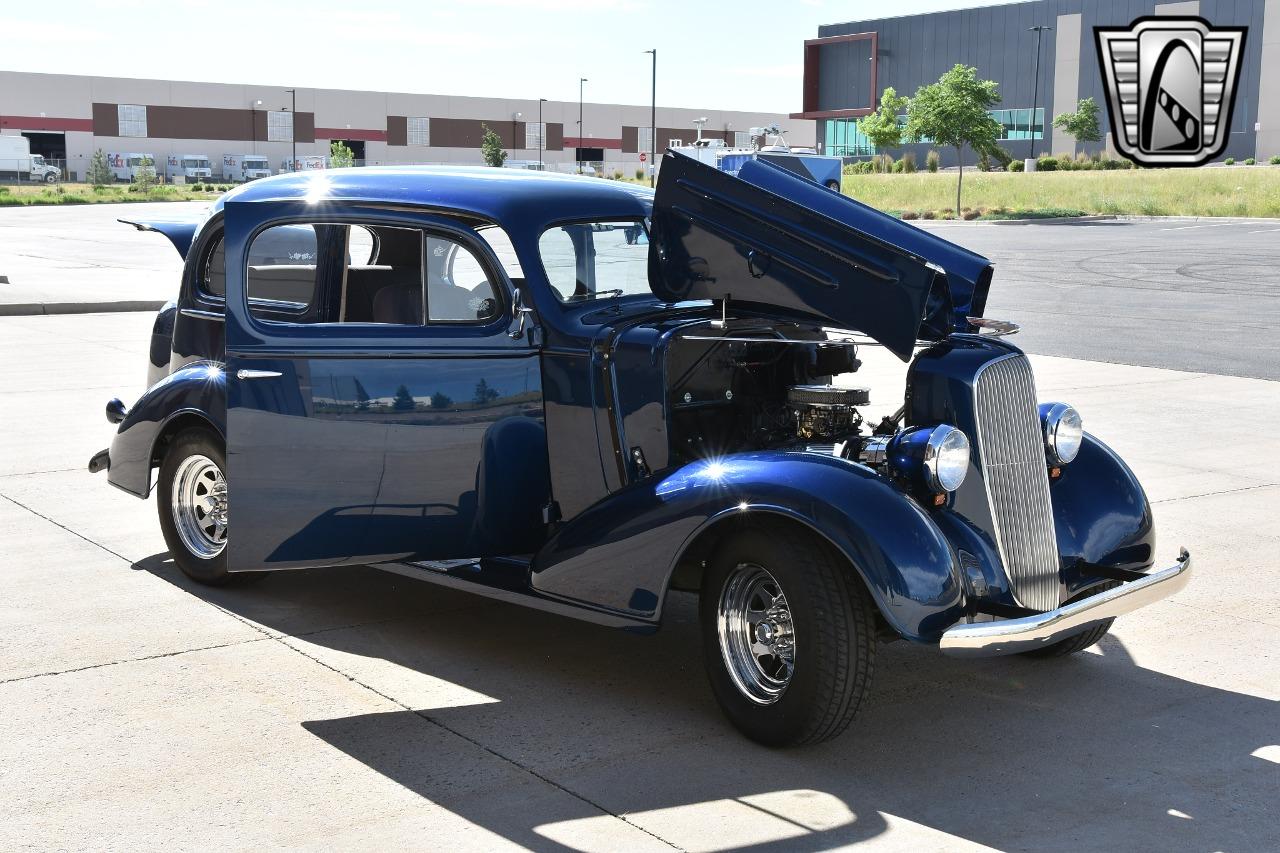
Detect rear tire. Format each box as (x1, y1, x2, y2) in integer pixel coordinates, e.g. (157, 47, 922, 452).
(700, 526, 875, 747)
(157, 427, 252, 586)
(825, 179, 841, 192)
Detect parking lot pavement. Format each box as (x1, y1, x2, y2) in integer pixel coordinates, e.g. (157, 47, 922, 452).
(2, 311, 1277, 852)
(0, 202, 201, 312)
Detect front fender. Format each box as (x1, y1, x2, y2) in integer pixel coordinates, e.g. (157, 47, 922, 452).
(531, 451, 963, 641)
(1051, 433, 1156, 593)
(106, 362, 226, 497)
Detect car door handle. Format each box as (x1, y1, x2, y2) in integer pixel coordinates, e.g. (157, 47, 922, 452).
(236, 369, 282, 380)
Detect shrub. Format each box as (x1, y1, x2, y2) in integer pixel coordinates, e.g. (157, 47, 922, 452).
(1076, 151, 1092, 168)
(901, 152, 917, 173)
(0, 186, 9, 194)
(1271, 156, 1280, 165)
(873, 153, 894, 173)
(1037, 156, 1058, 171)
(635, 168, 645, 180)
(920, 210, 936, 220)
(926, 150, 940, 172)
(613, 170, 624, 180)
(1225, 157, 1235, 165)
(219, 185, 230, 192)
(976, 152, 992, 172)
(1244, 157, 1256, 166)
(901, 210, 919, 220)
(191, 183, 204, 192)
(1099, 157, 1124, 170)
(892, 158, 904, 173)
(961, 208, 981, 220)
(1008, 159, 1024, 172)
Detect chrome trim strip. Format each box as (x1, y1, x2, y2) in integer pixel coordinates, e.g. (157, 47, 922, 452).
(940, 549, 1192, 657)
(180, 308, 224, 321)
(236, 369, 282, 380)
(973, 354, 1061, 612)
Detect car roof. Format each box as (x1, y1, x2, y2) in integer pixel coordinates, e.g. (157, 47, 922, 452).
(215, 165, 654, 230)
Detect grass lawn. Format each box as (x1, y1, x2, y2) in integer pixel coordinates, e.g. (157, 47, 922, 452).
(842, 165, 1280, 219)
(0, 181, 227, 206)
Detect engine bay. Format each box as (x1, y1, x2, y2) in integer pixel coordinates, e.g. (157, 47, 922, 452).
(666, 323, 878, 465)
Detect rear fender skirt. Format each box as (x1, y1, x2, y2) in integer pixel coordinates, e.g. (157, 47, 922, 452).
(530, 451, 964, 641)
(1051, 433, 1157, 595)
(106, 362, 226, 497)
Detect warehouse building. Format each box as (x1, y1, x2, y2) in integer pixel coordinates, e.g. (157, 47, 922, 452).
(0, 70, 814, 181)
(795, 0, 1278, 165)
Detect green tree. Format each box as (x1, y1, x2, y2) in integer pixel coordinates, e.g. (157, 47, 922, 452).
(329, 140, 356, 169)
(86, 149, 114, 187)
(131, 156, 157, 195)
(480, 124, 508, 167)
(1052, 97, 1102, 145)
(430, 390, 453, 409)
(392, 384, 416, 412)
(855, 87, 909, 155)
(472, 378, 499, 406)
(906, 64, 1003, 214)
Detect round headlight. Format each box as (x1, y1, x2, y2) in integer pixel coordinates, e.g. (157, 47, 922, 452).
(1041, 403, 1083, 465)
(924, 426, 970, 493)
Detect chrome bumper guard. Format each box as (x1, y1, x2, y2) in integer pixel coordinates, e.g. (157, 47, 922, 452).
(940, 548, 1192, 658)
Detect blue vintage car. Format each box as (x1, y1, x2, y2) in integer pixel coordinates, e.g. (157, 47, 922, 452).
(91, 152, 1191, 746)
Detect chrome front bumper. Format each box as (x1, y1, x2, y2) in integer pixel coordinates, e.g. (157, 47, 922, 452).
(940, 549, 1192, 658)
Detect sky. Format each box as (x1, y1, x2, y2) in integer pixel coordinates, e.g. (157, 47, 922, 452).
(2, 0, 1011, 113)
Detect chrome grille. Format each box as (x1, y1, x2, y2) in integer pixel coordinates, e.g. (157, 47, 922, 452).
(973, 355, 1060, 612)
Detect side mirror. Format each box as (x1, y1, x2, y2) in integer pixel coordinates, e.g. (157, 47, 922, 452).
(509, 288, 535, 340)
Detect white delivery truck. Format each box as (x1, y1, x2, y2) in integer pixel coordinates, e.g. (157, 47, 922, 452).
(223, 154, 272, 182)
(108, 153, 157, 182)
(0, 136, 61, 183)
(280, 155, 326, 173)
(167, 154, 213, 183)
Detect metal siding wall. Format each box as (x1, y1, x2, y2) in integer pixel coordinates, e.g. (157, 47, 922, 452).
(817, 0, 1266, 164)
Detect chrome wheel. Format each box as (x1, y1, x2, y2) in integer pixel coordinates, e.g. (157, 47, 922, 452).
(717, 563, 795, 705)
(171, 454, 227, 559)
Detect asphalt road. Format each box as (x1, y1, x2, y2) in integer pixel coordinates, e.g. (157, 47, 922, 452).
(922, 217, 1280, 381)
(1, 204, 1277, 378)
(2, 312, 1277, 851)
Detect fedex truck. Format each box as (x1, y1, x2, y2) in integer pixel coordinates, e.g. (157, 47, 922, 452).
(280, 155, 326, 173)
(0, 136, 61, 183)
(223, 154, 272, 182)
(167, 154, 213, 182)
(107, 153, 157, 182)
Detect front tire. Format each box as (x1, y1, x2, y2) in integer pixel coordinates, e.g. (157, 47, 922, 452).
(1020, 582, 1118, 657)
(44, 171, 59, 184)
(157, 428, 236, 585)
(700, 527, 876, 747)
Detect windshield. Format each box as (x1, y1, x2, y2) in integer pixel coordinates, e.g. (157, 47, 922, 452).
(184, 158, 210, 168)
(246, 159, 268, 168)
(32, 155, 44, 165)
(538, 219, 651, 303)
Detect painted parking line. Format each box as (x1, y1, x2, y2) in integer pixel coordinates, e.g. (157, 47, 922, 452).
(1248, 227, 1280, 234)
(1160, 221, 1241, 231)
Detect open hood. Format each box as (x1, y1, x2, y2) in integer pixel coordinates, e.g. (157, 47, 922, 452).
(118, 217, 201, 259)
(649, 152, 994, 360)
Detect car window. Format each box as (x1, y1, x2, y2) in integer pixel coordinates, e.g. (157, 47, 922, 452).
(538, 219, 650, 303)
(235, 222, 503, 327)
(476, 225, 524, 279)
(428, 236, 500, 322)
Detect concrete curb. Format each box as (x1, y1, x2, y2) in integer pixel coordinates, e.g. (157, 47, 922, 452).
(987, 214, 1118, 226)
(0, 300, 165, 317)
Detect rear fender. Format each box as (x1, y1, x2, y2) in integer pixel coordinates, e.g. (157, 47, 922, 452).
(531, 451, 963, 641)
(106, 362, 226, 497)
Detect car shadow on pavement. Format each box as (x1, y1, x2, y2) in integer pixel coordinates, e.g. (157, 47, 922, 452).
(134, 553, 1280, 853)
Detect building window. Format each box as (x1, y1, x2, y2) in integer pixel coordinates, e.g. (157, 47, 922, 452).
(408, 117, 430, 146)
(637, 126, 654, 154)
(267, 111, 294, 143)
(733, 131, 751, 148)
(823, 119, 876, 157)
(525, 121, 545, 150)
(117, 104, 147, 138)
(992, 108, 1044, 140)
(668, 138, 684, 148)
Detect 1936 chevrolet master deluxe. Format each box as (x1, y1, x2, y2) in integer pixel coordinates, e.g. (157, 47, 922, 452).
(91, 152, 1191, 745)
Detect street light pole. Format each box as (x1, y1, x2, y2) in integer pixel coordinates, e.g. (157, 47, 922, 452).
(285, 88, 297, 171)
(578, 78, 587, 175)
(644, 49, 656, 187)
(1028, 26, 1052, 162)
(538, 98, 547, 171)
